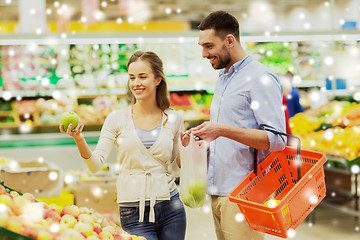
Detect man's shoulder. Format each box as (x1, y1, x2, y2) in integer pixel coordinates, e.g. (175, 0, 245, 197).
(248, 58, 272, 72)
(246, 59, 279, 80)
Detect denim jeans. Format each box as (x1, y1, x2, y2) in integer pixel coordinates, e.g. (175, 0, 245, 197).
(119, 193, 186, 240)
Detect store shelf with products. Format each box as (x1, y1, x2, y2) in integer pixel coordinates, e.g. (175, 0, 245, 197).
(0, 37, 216, 138)
(0, 89, 212, 135)
(0, 180, 140, 239)
(289, 95, 360, 221)
(2, 32, 360, 137)
(322, 155, 360, 221)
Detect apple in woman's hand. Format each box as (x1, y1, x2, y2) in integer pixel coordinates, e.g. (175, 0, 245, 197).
(60, 112, 80, 131)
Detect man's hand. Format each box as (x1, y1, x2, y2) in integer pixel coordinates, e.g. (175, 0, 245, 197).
(191, 121, 224, 142)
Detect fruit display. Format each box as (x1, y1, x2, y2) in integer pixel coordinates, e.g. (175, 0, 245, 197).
(1, 45, 60, 91)
(35, 97, 77, 125)
(0, 41, 213, 132)
(181, 178, 207, 208)
(0, 43, 135, 131)
(289, 112, 322, 136)
(170, 92, 212, 125)
(0, 182, 146, 240)
(245, 41, 321, 80)
(69, 44, 136, 89)
(190, 93, 212, 117)
(0, 44, 137, 92)
(76, 96, 117, 126)
(0, 100, 19, 127)
(170, 93, 192, 106)
(290, 100, 360, 161)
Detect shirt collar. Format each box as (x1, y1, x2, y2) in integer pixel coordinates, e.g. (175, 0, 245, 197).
(219, 54, 253, 78)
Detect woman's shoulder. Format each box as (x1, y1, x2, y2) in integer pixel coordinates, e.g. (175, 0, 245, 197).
(106, 106, 131, 120)
(164, 108, 184, 127)
(165, 108, 183, 119)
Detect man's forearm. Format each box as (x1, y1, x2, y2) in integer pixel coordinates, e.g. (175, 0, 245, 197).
(220, 124, 270, 150)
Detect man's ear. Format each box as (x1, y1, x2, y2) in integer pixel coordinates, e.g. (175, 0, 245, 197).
(225, 34, 236, 47)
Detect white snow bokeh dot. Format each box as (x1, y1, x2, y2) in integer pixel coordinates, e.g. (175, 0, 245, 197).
(287, 229, 296, 238)
(251, 101, 260, 110)
(235, 213, 245, 222)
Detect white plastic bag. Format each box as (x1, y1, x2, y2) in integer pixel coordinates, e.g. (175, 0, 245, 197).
(179, 133, 207, 208)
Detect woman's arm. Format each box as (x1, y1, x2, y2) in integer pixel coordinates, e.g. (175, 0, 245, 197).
(60, 121, 92, 158)
(59, 121, 103, 173)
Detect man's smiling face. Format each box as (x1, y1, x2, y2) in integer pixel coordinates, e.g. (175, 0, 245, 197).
(198, 29, 231, 70)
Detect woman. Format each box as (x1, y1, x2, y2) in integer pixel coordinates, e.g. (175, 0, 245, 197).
(60, 51, 189, 240)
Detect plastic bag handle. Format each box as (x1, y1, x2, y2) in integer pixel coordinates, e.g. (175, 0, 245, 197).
(254, 128, 302, 182)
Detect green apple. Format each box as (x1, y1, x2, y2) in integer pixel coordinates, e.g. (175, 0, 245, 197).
(188, 179, 206, 201)
(60, 111, 80, 131)
(183, 178, 207, 207)
(182, 193, 198, 208)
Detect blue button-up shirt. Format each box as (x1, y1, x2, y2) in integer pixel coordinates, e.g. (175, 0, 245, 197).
(207, 54, 286, 196)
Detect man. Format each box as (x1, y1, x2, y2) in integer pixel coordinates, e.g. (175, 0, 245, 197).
(191, 11, 287, 240)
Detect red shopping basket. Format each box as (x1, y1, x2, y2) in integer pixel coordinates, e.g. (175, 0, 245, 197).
(229, 129, 327, 238)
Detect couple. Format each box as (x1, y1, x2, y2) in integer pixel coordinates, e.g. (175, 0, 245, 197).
(60, 11, 286, 240)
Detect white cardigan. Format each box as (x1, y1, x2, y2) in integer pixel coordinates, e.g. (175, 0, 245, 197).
(83, 106, 183, 222)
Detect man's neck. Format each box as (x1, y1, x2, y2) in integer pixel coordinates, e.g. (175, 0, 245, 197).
(225, 47, 247, 72)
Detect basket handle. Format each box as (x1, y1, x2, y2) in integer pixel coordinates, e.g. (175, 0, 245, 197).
(254, 128, 302, 182)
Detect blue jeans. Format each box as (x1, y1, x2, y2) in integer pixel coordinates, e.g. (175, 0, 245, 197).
(119, 193, 186, 240)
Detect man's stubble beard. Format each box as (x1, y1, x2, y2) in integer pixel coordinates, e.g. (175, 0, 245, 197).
(212, 44, 231, 70)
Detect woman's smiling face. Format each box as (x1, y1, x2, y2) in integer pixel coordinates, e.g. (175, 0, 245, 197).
(128, 60, 161, 102)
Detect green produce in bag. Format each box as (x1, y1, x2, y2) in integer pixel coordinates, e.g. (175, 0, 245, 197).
(179, 132, 207, 208)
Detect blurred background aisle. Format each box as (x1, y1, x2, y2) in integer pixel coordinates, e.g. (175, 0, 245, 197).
(1, 1, 360, 239)
(185, 200, 360, 240)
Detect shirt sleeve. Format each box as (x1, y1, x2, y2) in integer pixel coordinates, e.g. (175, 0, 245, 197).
(82, 111, 117, 173)
(168, 111, 184, 177)
(251, 72, 287, 151)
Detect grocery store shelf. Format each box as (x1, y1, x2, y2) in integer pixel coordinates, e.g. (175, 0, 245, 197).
(1, 84, 215, 99)
(324, 89, 358, 97)
(2, 31, 360, 45)
(0, 131, 100, 148)
(293, 80, 324, 88)
(0, 32, 199, 45)
(1, 88, 128, 99)
(321, 201, 360, 218)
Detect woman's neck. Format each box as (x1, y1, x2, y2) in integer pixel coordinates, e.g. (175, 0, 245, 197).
(132, 101, 161, 115)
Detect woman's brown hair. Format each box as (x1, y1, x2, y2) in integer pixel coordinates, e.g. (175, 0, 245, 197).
(127, 51, 171, 122)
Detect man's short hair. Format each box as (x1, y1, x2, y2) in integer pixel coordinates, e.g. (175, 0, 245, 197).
(198, 11, 240, 41)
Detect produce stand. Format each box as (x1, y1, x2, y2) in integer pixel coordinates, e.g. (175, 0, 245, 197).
(0, 181, 34, 240)
(322, 155, 360, 219)
(0, 181, 139, 239)
(0, 227, 35, 240)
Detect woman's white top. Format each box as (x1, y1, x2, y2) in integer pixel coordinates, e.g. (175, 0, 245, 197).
(82, 106, 183, 222)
